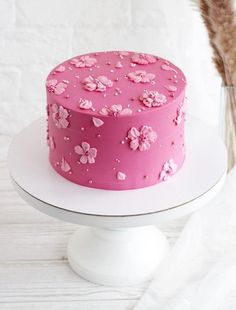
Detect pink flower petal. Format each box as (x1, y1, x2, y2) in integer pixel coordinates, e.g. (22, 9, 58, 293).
(130, 139, 139, 150)
(80, 155, 88, 164)
(131, 53, 148, 65)
(120, 108, 133, 115)
(46, 79, 57, 87)
(74, 145, 84, 155)
(128, 127, 140, 139)
(84, 82, 97, 91)
(141, 126, 157, 143)
(54, 82, 67, 95)
(70, 58, 79, 65)
(88, 155, 95, 164)
(82, 142, 90, 152)
(163, 162, 170, 171)
(48, 137, 55, 149)
(111, 104, 122, 113)
(139, 141, 151, 151)
(52, 103, 58, 113)
(98, 76, 113, 87)
(131, 53, 157, 65)
(58, 118, 69, 129)
(161, 64, 177, 73)
(59, 106, 69, 118)
(55, 65, 65, 73)
(140, 90, 166, 107)
(127, 70, 155, 83)
(83, 76, 93, 83)
(99, 107, 109, 116)
(145, 73, 155, 81)
(169, 159, 177, 172)
(145, 54, 156, 63)
(89, 147, 97, 157)
(160, 170, 168, 181)
(96, 81, 106, 92)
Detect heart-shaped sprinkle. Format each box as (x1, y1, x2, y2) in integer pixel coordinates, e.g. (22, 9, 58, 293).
(92, 117, 104, 127)
(117, 171, 126, 180)
(165, 85, 177, 92)
(115, 61, 123, 68)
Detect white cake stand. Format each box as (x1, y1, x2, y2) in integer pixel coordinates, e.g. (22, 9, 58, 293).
(8, 117, 227, 286)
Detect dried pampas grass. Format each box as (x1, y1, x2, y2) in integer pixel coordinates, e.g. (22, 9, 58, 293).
(197, 0, 236, 169)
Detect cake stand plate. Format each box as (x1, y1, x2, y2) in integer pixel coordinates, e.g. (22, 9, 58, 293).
(8, 117, 227, 286)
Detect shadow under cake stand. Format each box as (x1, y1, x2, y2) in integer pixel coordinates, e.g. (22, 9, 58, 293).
(8, 117, 227, 286)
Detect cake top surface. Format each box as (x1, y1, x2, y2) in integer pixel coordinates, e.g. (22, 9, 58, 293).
(46, 51, 186, 116)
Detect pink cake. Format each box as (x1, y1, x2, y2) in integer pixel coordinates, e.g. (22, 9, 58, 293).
(46, 51, 187, 190)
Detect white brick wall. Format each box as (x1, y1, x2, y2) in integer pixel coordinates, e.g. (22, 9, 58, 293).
(0, 0, 221, 136)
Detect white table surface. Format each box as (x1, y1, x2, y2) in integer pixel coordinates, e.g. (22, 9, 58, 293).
(0, 136, 187, 309)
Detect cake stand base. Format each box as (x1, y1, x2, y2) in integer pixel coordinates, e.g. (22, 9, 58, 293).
(8, 117, 227, 286)
(68, 225, 169, 286)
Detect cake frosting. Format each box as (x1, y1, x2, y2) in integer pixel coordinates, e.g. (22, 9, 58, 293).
(46, 51, 187, 190)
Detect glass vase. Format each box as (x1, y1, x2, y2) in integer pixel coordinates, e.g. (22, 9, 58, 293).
(220, 85, 236, 170)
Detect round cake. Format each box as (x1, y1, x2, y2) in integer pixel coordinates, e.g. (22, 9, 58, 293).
(46, 51, 187, 190)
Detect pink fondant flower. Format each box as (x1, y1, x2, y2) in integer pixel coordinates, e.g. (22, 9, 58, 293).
(131, 53, 157, 65)
(70, 55, 97, 68)
(139, 90, 167, 107)
(82, 75, 113, 92)
(61, 157, 71, 172)
(99, 104, 132, 116)
(159, 159, 177, 181)
(74, 142, 97, 164)
(174, 102, 186, 125)
(46, 79, 67, 95)
(127, 70, 155, 83)
(127, 126, 157, 151)
(52, 104, 69, 129)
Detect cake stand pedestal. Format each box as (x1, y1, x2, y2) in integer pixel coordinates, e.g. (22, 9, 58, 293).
(8, 117, 227, 286)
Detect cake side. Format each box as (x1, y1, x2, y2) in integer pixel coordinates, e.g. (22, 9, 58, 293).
(46, 51, 186, 190)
